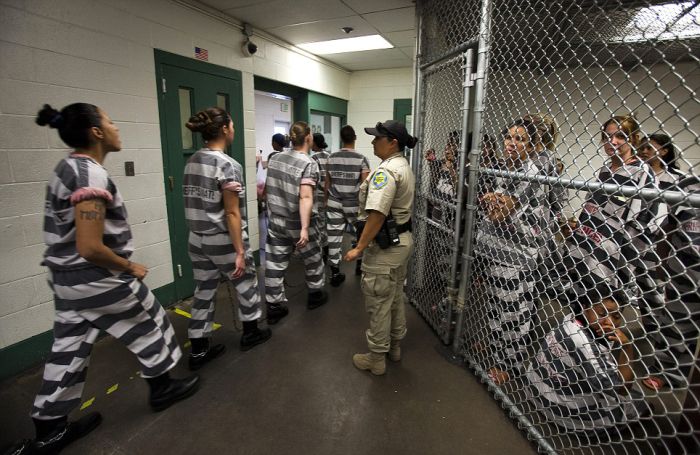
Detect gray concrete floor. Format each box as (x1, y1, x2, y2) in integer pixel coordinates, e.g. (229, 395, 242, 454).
(0, 252, 536, 455)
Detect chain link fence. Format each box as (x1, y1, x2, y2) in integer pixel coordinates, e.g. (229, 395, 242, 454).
(410, 0, 700, 453)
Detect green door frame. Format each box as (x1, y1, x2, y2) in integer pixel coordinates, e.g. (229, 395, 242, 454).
(393, 98, 413, 124)
(154, 49, 244, 305)
(254, 76, 348, 125)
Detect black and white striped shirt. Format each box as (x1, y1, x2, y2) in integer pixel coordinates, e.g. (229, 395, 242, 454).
(43, 154, 133, 270)
(311, 150, 330, 205)
(525, 314, 636, 431)
(266, 150, 319, 220)
(327, 148, 370, 211)
(183, 148, 246, 235)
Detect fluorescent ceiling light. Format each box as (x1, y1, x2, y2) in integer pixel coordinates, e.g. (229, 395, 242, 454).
(614, 1, 700, 43)
(297, 34, 393, 55)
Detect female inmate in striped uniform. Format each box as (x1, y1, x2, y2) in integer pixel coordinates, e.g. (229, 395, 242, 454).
(311, 133, 331, 263)
(12, 104, 199, 455)
(264, 121, 327, 321)
(525, 289, 647, 437)
(563, 116, 658, 337)
(474, 118, 549, 385)
(183, 108, 271, 371)
(638, 135, 699, 391)
(326, 125, 370, 285)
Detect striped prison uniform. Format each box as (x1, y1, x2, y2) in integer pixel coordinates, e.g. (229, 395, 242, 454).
(473, 159, 548, 373)
(183, 149, 262, 339)
(525, 314, 643, 433)
(326, 148, 370, 267)
(648, 174, 700, 387)
(531, 150, 561, 293)
(311, 149, 330, 248)
(33, 154, 181, 420)
(563, 160, 658, 306)
(265, 150, 325, 303)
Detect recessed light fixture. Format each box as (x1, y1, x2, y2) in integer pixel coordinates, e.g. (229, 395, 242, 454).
(297, 34, 393, 55)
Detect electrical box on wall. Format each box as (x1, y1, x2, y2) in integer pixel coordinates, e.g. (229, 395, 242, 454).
(125, 161, 135, 176)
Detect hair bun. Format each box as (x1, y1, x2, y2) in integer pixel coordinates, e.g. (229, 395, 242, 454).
(185, 111, 212, 133)
(406, 135, 418, 149)
(36, 104, 62, 128)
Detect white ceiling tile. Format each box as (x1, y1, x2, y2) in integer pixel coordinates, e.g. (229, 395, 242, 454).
(198, 0, 269, 9)
(327, 47, 407, 62)
(362, 6, 415, 33)
(384, 29, 416, 47)
(398, 45, 416, 59)
(341, 58, 413, 71)
(269, 16, 377, 44)
(223, 0, 356, 29)
(342, 0, 415, 14)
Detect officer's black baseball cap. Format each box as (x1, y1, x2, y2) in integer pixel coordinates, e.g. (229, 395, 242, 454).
(313, 133, 328, 149)
(364, 120, 416, 151)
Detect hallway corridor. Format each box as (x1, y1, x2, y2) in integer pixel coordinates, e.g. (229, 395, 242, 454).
(1, 257, 535, 455)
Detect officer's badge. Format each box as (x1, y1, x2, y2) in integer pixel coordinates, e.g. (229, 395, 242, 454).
(372, 171, 389, 189)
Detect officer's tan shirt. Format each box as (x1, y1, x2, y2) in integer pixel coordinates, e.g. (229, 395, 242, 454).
(359, 152, 415, 224)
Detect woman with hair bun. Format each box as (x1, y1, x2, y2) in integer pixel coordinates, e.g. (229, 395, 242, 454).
(182, 107, 271, 370)
(9, 103, 199, 454)
(264, 121, 327, 322)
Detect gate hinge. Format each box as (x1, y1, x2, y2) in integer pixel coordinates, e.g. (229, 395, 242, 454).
(161, 77, 167, 94)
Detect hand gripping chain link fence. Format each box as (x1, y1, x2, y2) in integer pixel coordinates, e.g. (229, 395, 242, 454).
(408, 0, 700, 453)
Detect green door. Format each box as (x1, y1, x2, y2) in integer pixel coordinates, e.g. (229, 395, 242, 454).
(155, 50, 245, 302)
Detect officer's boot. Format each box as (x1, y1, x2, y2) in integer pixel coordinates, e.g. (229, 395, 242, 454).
(188, 337, 226, 370)
(266, 302, 289, 325)
(240, 320, 272, 351)
(352, 352, 386, 375)
(307, 289, 328, 310)
(146, 372, 200, 412)
(388, 340, 401, 362)
(329, 266, 345, 287)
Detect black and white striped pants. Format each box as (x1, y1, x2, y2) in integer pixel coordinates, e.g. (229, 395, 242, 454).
(32, 267, 182, 420)
(188, 231, 262, 339)
(326, 198, 358, 267)
(265, 214, 325, 304)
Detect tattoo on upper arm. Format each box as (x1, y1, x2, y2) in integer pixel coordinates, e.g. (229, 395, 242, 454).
(79, 199, 106, 221)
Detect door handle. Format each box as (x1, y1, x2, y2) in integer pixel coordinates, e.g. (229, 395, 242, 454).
(168, 176, 174, 191)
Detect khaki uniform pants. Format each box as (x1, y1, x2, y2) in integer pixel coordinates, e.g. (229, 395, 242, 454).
(361, 232, 413, 353)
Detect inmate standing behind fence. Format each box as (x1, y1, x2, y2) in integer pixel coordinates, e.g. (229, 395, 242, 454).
(265, 121, 327, 323)
(182, 107, 272, 372)
(344, 120, 417, 376)
(8, 103, 200, 455)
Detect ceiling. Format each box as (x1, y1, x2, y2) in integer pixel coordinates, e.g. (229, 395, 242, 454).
(195, 0, 417, 71)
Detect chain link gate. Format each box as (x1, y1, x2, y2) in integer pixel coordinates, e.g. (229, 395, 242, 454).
(409, 0, 700, 453)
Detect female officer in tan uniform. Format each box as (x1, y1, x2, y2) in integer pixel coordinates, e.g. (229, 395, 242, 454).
(344, 120, 417, 375)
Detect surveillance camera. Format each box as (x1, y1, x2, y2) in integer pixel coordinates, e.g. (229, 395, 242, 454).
(341, 26, 354, 34)
(242, 39, 257, 57)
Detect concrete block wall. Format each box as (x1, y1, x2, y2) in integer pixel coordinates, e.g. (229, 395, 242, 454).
(347, 68, 415, 169)
(0, 0, 352, 349)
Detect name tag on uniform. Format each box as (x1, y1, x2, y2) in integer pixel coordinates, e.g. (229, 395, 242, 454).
(372, 171, 389, 189)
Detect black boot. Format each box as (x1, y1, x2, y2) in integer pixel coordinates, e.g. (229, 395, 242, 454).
(147, 372, 200, 412)
(266, 302, 289, 325)
(240, 320, 272, 351)
(329, 266, 346, 287)
(19, 412, 103, 455)
(307, 289, 328, 310)
(188, 337, 226, 371)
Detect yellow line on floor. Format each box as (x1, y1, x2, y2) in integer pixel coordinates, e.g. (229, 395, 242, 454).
(106, 383, 119, 394)
(173, 308, 222, 330)
(80, 397, 95, 410)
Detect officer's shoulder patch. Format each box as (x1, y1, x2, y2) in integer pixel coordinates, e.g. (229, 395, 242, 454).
(372, 171, 389, 189)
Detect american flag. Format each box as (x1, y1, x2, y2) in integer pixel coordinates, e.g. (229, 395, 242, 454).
(194, 47, 208, 61)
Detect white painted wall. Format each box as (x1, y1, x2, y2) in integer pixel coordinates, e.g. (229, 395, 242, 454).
(0, 0, 350, 349)
(347, 68, 415, 169)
